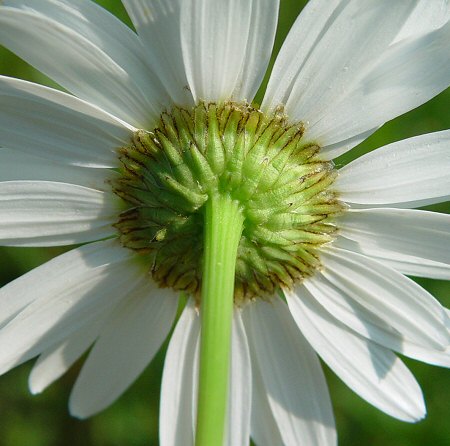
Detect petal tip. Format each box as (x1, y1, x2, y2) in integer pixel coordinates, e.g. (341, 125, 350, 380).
(402, 394, 427, 424)
(68, 399, 91, 420)
(28, 380, 44, 395)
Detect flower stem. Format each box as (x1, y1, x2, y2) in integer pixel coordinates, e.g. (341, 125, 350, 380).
(195, 193, 244, 446)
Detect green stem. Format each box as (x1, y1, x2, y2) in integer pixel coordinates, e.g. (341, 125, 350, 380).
(195, 193, 244, 446)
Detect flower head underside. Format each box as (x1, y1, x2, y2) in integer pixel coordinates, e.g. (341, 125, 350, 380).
(0, 1, 449, 445)
(113, 101, 344, 303)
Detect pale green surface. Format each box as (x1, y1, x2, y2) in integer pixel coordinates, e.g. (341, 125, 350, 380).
(0, 1, 449, 445)
(196, 195, 243, 446)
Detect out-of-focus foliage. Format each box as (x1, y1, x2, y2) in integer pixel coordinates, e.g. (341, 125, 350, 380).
(0, 1, 449, 445)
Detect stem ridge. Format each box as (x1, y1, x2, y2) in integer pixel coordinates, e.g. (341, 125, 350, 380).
(196, 193, 244, 446)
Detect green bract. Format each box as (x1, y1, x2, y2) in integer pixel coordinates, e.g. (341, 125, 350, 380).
(113, 102, 345, 303)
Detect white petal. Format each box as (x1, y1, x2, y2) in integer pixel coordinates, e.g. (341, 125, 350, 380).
(394, 0, 450, 43)
(69, 281, 178, 418)
(263, 1, 415, 123)
(0, 240, 139, 375)
(286, 287, 426, 422)
(0, 2, 167, 128)
(408, 345, 450, 368)
(336, 130, 450, 207)
(0, 240, 109, 328)
(0, 181, 117, 247)
(370, 256, 450, 281)
(263, 0, 345, 111)
(308, 24, 450, 157)
(0, 148, 114, 191)
(122, 0, 193, 107)
(316, 127, 379, 163)
(190, 309, 252, 446)
(181, 0, 265, 103)
(250, 355, 284, 446)
(225, 309, 252, 446)
(159, 298, 199, 446)
(334, 236, 450, 281)
(29, 316, 106, 394)
(339, 208, 450, 265)
(304, 273, 450, 368)
(320, 248, 449, 349)
(0, 76, 132, 167)
(231, 0, 279, 102)
(244, 298, 336, 446)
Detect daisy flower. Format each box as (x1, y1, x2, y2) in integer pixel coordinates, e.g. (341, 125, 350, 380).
(1, 1, 450, 445)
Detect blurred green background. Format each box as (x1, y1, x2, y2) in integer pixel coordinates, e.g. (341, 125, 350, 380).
(0, 1, 449, 445)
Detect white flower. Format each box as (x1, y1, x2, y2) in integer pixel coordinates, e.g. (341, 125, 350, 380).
(1, 1, 450, 445)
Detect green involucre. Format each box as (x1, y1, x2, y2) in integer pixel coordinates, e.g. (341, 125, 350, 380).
(113, 102, 344, 302)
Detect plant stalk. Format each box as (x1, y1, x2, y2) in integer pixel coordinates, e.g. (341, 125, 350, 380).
(195, 193, 244, 446)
